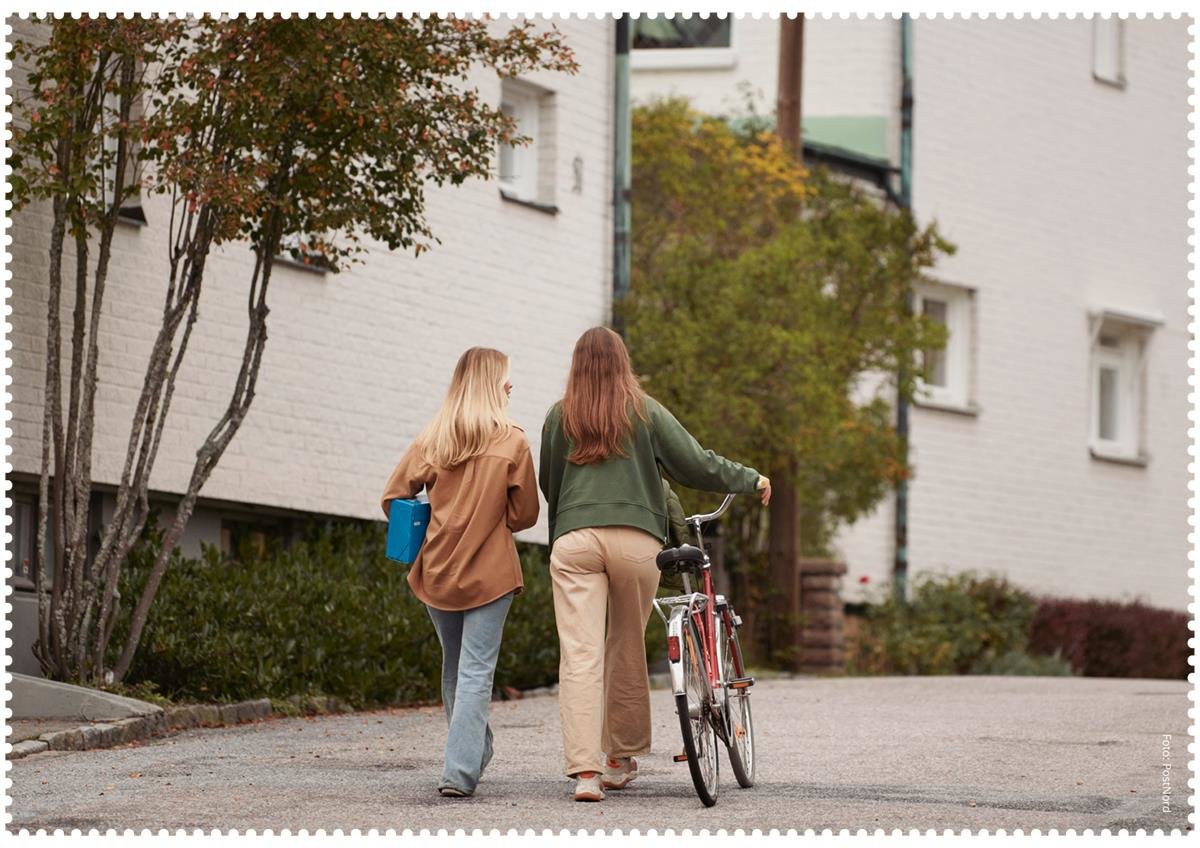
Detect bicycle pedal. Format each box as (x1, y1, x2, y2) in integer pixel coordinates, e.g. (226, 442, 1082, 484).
(673, 753, 689, 763)
(729, 676, 755, 689)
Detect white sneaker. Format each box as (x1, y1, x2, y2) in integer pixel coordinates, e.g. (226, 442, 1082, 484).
(602, 756, 639, 790)
(573, 771, 605, 802)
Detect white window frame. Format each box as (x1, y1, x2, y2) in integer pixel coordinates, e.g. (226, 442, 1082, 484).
(498, 81, 541, 204)
(630, 15, 736, 71)
(1087, 308, 1160, 464)
(915, 282, 974, 412)
(1092, 15, 1125, 87)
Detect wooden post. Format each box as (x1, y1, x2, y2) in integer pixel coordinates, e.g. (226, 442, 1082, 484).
(764, 13, 807, 670)
(777, 14, 805, 159)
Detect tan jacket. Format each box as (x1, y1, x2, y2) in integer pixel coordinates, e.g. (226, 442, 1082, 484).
(381, 426, 540, 611)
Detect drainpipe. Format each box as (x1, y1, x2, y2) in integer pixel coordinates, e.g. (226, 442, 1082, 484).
(612, 14, 632, 335)
(893, 13, 914, 604)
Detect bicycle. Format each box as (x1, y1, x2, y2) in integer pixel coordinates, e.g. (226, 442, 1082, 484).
(652, 493, 756, 807)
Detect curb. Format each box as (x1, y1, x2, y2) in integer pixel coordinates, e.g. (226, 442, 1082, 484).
(9, 698, 272, 761)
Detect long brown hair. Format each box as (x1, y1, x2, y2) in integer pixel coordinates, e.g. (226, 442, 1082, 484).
(416, 347, 513, 468)
(561, 327, 647, 465)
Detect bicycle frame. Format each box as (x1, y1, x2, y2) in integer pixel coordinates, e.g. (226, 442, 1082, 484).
(652, 493, 737, 731)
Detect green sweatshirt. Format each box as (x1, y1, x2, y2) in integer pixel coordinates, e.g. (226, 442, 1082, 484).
(539, 396, 760, 546)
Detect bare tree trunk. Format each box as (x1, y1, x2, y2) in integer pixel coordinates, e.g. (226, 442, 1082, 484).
(112, 225, 279, 682)
(34, 187, 69, 677)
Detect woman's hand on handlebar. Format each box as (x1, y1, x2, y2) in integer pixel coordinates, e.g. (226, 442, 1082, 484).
(756, 475, 772, 506)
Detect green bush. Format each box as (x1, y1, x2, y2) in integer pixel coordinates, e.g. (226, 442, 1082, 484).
(114, 518, 559, 707)
(969, 648, 1075, 677)
(849, 571, 1039, 675)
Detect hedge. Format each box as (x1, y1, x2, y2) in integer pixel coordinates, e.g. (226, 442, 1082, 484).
(1028, 596, 1191, 680)
(113, 519, 560, 707)
(849, 571, 1190, 680)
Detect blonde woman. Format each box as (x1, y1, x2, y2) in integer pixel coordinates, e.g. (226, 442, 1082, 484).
(381, 347, 539, 798)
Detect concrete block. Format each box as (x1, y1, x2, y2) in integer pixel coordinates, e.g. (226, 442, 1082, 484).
(194, 705, 222, 726)
(9, 740, 49, 759)
(165, 706, 197, 731)
(42, 727, 84, 751)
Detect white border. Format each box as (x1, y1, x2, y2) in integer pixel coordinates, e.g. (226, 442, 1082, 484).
(2, 6, 1196, 841)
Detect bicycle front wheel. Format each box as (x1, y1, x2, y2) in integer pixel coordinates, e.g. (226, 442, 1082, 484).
(721, 622, 756, 788)
(676, 617, 719, 807)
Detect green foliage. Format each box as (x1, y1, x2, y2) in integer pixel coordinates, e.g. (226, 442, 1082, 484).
(113, 518, 559, 707)
(626, 98, 954, 560)
(849, 572, 1039, 675)
(101, 678, 177, 707)
(494, 544, 560, 691)
(969, 648, 1075, 677)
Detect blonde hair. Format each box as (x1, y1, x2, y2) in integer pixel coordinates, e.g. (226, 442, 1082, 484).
(416, 347, 513, 468)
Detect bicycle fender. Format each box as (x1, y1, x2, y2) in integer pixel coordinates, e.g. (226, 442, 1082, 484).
(666, 605, 689, 697)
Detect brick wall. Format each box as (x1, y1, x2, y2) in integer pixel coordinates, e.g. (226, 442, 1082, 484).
(8, 17, 615, 547)
(633, 15, 1192, 611)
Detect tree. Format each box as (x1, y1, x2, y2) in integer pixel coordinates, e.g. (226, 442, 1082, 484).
(10, 14, 576, 685)
(624, 99, 952, 665)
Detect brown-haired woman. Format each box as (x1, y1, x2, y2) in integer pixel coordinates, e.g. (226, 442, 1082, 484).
(539, 327, 770, 802)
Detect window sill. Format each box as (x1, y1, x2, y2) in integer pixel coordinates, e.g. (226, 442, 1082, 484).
(1092, 72, 1127, 90)
(1089, 447, 1148, 468)
(10, 577, 37, 592)
(632, 47, 737, 71)
(116, 206, 147, 228)
(499, 190, 559, 216)
(275, 255, 331, 275)
(913, 397, 980, 418)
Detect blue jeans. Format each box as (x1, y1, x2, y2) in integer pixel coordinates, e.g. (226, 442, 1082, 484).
(425, 591, 514, 794)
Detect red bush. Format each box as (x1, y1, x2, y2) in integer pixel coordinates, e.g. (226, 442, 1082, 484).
(1029, 596, 1192, 680)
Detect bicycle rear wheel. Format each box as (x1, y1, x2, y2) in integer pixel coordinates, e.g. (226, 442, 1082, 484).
(721, 621, 756, 787)
(676, 617, 719, 807)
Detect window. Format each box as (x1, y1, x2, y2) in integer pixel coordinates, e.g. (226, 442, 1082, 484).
(278, 233, 336, 274)
(915, 283, 974, 411)
(1093, 15, 1125, 87)
(8, 494, 36, 590)
(498, 80, 556, 210)
(102, 88, 147, 224)
(631, 14, 736, 71)
(1088, 309, 1158, 463)
(633, 14, 732, 49)
(220, 517, 286, 560)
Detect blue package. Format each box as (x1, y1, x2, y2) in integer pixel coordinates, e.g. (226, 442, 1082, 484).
(386, 498, 431, 564)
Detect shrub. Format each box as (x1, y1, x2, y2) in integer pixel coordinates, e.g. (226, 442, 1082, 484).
(113, 518, 559, 707)
(969, 648, 1075, 677)
(849, 571, 1038, 675)
(1028, 597, 1191, 680)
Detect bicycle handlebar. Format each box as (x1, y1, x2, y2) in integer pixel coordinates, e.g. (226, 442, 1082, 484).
(684, 493, 736, 525)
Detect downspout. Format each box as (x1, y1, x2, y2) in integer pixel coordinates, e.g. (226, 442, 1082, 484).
(893, 13, 914, 604)
(612, 14, 632, 335)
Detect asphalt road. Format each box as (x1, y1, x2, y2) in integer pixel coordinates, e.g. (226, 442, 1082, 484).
(7, 676, 1192, 833)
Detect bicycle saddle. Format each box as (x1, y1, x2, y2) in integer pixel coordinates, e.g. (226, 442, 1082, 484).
(656, 544, 706, 573)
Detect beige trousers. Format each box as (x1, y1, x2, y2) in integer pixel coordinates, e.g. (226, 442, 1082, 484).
(550, 525, 663, 777)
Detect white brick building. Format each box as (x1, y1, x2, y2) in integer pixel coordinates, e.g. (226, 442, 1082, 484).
(631, 14, 1191, 610)
(7, 18, 615, 674)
